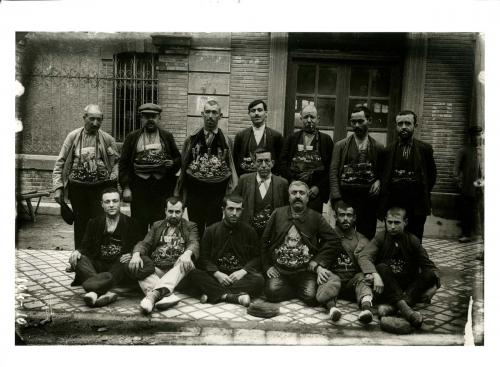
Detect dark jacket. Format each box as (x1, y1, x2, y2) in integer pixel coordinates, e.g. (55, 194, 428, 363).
(233, 126, 284, 176)
(232, 172, 289, 223)
(329, 134, 384, 201)
(454, 145, 482, 197)
(279, 130, 334, 203)
(356, 230, 440, 282)
(378, 138, 437, 217)
(80, 213, 139, 259)
(133, 218, 200, 260)
(199, 220, 261, 273)
(119, 127, 182, 189)
(261, 206, 341, 273)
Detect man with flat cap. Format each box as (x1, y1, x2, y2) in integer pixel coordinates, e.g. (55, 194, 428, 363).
(119, 103, 182, 237)
(53, 104, 119, 249)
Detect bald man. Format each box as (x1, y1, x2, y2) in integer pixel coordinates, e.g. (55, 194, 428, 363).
(279, 105, 333, 213)
(53, 104, 119, 249)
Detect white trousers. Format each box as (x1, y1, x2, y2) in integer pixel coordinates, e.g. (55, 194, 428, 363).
(139, 262, 186, 295)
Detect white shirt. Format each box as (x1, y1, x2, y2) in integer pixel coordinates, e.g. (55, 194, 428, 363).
(256, 173, 272, 199)
(252, 124, 266, 146)
(354, 135, 369, 151)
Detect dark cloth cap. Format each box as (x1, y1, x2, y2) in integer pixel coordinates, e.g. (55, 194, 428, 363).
(60, 201, 74, 225)
(138, 103, 162, 114)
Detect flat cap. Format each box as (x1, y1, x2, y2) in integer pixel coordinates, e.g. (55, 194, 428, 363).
(138, 103, 162, 114)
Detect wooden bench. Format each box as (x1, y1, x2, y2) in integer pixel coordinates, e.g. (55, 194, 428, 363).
(16, 190, 51, 222)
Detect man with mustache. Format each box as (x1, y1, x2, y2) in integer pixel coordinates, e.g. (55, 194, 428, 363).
(119, 103, 182, 237)
(186, 195, 265, 307)
(175, 100, 238, 237)
(356, 207, 440, 328)
(261, 181, 341, 305)
(233, 99, 283, 176)
(280, 105, 333, 213)
(128, 196, 199, 314)
(315, 201, 376, 323)
(378, 110, 437, 240)
(53, 104, 119, 249)
(232, 147, 289, 237)
(330, 106, 384, 239)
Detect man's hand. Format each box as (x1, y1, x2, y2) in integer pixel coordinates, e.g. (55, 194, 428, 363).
(119, 253, 132, 264)
(369, 179, 381, 196)
(229, 269, 247, 283)
(177, 251, 195, 273)
(122, 187, 132, 202)
(214, 271, 233, 287)
(309, 186, 320, 199)
(69, 250, 81, 268)
(368, 272, 384, 294)
(128, 252, 143, 274)
(54, 188, 64, 205)
(316, 266, 333, 285)
(266, 266, 280, 279)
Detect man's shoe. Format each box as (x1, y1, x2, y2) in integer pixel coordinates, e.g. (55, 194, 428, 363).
(155, 294, 181, 311)
(459, 236, 472, 243)
(225, 293, 251, 307)
(94, 292, 118, 307)
(406, 310, 423, 328)
(358, 309, 373, 324)
(83, 292, 98, 307)
(377, 304, 397, 317)
(328, 306, 342, 321)
(200, 294, 208, 304)
(140, 290, 161, 314)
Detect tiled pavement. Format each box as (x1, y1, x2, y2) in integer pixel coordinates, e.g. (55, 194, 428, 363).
(15, 237, 484, 345)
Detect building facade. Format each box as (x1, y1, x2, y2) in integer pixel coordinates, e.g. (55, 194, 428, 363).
(15, 32, 483, 219)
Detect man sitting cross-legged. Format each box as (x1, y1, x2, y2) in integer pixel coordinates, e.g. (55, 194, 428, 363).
(315, 201, 376, 324)
(356, 207, 440, 328)
(186, 194, 265, 307)
(69, 187, 141, 307)
(128, 196, 199, 314)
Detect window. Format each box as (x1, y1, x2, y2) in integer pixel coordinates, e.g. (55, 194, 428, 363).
(113, 53, 158, 141)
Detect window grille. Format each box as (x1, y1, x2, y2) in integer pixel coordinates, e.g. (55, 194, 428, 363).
(113, 53, 158, 141)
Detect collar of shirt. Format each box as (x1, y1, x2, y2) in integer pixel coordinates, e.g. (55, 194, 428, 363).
(336, 226, 355, 240)
(354, 135, 369, 150)
(204, 128, 219, 136)
(252, 124, 265, 135)
(287, 207, 307, 222)
(256, 173, 272, 185)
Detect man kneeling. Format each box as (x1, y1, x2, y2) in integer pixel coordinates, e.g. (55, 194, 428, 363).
(315, 201, 375, 323)
(357, 207, 440, 328)
(128, 197, 199, 314)
(187, 195, 265, 307)
(69, 187, 139, 307)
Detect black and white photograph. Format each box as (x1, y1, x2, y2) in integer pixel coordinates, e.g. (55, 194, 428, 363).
(2, 0, 499, 364)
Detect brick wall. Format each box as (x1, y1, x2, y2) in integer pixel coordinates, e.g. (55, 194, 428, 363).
(420, 34, 475, 194)
(228, 33, 271, 138)
(17, 169, 53, 202)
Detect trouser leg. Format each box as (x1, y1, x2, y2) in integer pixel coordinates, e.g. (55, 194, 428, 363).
(138, 268, 165, 295)
(293, 271, 318, 306)
(345, 272, 373, 307)
(130, 177, 167, 238)
(77, 257, 117, 295)
(153, 263, 187, 294)
(227, 272, 265, 298)
(460, 195, 474, 237)
(343, 192, 378, 240)
(185, 269, 226, 303)
(186, 180, 226, 237)
(68, 183, 90, 249)
(264, 274, 295, 303)
(375, 263, 406, 305)
(405, 269, 439, 305)
(74, 255, 98, 282)
(316, 273, 341, 309)
(127, 254, 156, 281)
(406, 213, 427, 241)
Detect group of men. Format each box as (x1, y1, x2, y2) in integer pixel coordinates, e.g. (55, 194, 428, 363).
(53, 98, 443, 328)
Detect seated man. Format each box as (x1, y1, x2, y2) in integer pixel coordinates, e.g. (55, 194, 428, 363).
(232, 147, 289, 236)
(128, 197, 199, 314)
(69, 187, 140, 307)
(187, 194, 265, 307)
(261, 181, 341, 305)
(356, 207, 440, 328)
(315, 201, 376, 324)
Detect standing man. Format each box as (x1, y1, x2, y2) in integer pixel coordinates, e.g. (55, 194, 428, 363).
(119, 103, 182, 237)
(454, 125, 484, 243)
(315, 201, 376, 324)
(232, 147, 289, 236)
(378, 110, 437, 240)
(330, 106, 384, 239)
(69, 187, 139, 308)
(233, 99, 283, 176)
(175, 100, 238, 237)
(187, 195, 265, 307)
(261, 181, 341, 305)
(280, 105, 333, 213)
(356, 207, 440, 328)
(128, 197, 200, 314)
(53, 104, 118, 249)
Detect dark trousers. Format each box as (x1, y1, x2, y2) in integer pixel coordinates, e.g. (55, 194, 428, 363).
(307, 195, 324, 214)
(130, 175, 176, 238)
(316, 272, 373, 309)
(186, 180, 227, 237)
(339, 190, 378, 240)
(459, 194, 483, 237)
(405, 213, 427, 241)
(375, 263, 438, 305)
(75, 255, 130, 295)
(265, 271, 318, 306)
(68, 180, 116, 249)
(186, 269, 265, 303)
